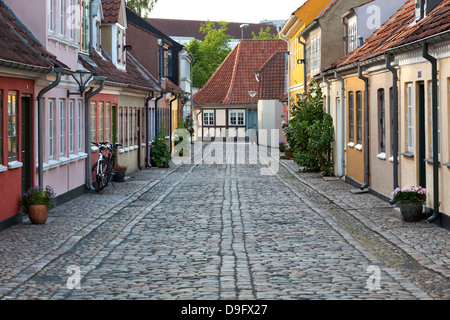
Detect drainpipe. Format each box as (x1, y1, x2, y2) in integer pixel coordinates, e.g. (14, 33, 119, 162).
(84, 78, 105, 192)
(190, 55, 195, 144)
(154, 91, 164, 136)
(298, 37, 308, 95)
(422, 43, 440, 224)
(358, 65, 369, 190)
(386, 54, 399, 202)
(322, 76, 330, 114)
(334, 71, 345, 178)
(157, 39, 165, 84)
(37, 68, 63, 188)
(342, 17, 348, 56)
(169, 94, 177, 153)
(145, 93, 153, 168)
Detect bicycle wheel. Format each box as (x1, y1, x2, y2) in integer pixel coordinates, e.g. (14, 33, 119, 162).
(91, 160, 111, 192)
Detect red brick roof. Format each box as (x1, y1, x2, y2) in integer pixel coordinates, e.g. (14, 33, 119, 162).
(79, 50, 161, 92)
(0, 0, 66, 71)
(102, 0, 121, 24)
(146, 18, 277, 40)
(194, 39, 288, 105)
(257, 51, 288, 101)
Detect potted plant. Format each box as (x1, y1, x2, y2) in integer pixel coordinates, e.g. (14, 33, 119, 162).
(113, 165, 128, 182)
(284, 146, 294, 159)
(279, 142, 286, 152)
(392, 186, 427, 222)
(20, 186, 56, 224)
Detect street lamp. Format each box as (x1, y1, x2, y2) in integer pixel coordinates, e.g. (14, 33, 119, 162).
(67, 70, 94, 97)
(248, 90, 257, 103)
(240, 24, 249, 39)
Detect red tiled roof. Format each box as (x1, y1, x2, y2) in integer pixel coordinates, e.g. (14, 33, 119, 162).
(102, 0, 121, 24)
(146, 18, 277, 40)
(0, 0, 66, 70)
(194, 39, 288, 105)
(257, 51, 288, 101)
(79, 50, 161, 92)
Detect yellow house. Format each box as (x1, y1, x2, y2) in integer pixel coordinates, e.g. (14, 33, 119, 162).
(279, 0, 331, 105)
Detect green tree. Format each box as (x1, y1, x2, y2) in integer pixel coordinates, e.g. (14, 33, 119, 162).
(284, 80, 335, 175)
(252, 26, 278, 39)
(187, 20, 232, 88)
(126, 0, 157, 17)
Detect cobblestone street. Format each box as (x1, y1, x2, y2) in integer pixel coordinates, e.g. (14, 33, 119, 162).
(0, 142, 449, 300)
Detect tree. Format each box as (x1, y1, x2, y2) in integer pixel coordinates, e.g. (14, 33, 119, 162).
(252, 26, 278, 39)
(187, 20, 232, 88)
(126, 0, 157, 17)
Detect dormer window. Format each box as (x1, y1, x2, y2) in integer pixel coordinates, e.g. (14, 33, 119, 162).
(59, 0, 65, 36)
(117, 26, 126, 65)
(415, 0, 425, 21)
(164, 49, 173, 78)
(81, 0, 89, 53)
(96, 21, 101, 51)
(48, 0, 55, 33)
(348, 19, 357, 53)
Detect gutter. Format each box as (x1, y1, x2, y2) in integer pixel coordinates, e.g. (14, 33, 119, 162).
(385, 54, 399, 203)
(84, 77, 105, 192)
(334, 71, 345, 178)
(358, 65, 369, 190)
(422, 43, 440, 224)
(37, 67, 63, 188)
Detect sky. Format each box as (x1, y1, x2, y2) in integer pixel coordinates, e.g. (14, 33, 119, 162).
(148, 0, 308, 23)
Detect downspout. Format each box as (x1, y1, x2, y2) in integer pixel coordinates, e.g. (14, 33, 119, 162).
(37, 68, 63, 188)
(158, 39, 165, 84)
(386, 54, 399, 203)
(145, 93, 152, 168)
(322, 76, 330, 114)
(358, 65, 369, 190)
(84, 78, 105, 192)
(154, 91, 164, 136)
(298, 37, 308, 95)
(169, 94, 177, 154)
(334, 71, 345, 178)
(422, 43, 440, 224)
(190, 55, 195, 144)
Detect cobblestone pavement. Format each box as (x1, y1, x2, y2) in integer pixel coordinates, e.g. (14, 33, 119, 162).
(0, 142, 449, 300)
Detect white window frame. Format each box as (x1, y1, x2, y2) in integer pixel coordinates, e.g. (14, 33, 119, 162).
(348, 20, 357, 52)
(406, 83, 414, 153)
(229, 110, 245, 126)
(59, 0, 65, 36)
(78, 101, 83, 151)
(68, 0, 75, 40)
(49, 100, 55, 159)
(59, 100, 65, 156)
(203, 111, 214, 126)
(69, 100, 75, 154)
(48, 0, 55, 33)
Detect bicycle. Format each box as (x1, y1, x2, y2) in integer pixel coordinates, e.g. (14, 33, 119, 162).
(91, 141, 122, 192)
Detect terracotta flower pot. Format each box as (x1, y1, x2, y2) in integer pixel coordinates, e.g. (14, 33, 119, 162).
(28, 205, 49, 224)
(398, 200, 423, 222)
(284, 152, 294, 159)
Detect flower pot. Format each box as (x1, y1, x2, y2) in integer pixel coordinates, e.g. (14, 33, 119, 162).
(28, 205, 48, 224)
(284, 152, 293, 159)
(113, 172, 126, 182)
(398, 200, 423, 222)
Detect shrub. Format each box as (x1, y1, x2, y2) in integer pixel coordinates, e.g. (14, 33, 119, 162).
(285, 80, 334, 175)
(151, 130, 171, 168)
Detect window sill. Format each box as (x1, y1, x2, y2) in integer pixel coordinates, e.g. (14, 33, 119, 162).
(0, 165, 8, 172)
(59, 156, 71, 165)
(8, 161, 23, 170)
(425, 158, 441, 164)
(347, 142, 354, 148)
(443, 162, 450, 168)
(91, 146, 99, 152)
(376, 152, 386, 160)
(401, 152, 414, 158)
(355, 144, 363, 151)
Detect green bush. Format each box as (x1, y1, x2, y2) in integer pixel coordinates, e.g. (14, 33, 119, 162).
(285, 80, 334, 175)
(151, 130, 171, 168)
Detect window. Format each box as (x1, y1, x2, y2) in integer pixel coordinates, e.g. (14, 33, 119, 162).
(78, 101, 83, 151)
(356, 91, 363, 145)
(8, 92, 19, 162)
(49, 99, 55, 159)
(59, 0, 65, 36)
(117, 27, 125, 65)
(96, 20, 101, 51)
(69, 0, 75, 40)
(59, 100, 65, 156)
(428, 81, 440, 158)
(0, 90, 2, 164)
(81, 0, 89, 53)
(406, 83, 414, 153)
(203, 111, 214, 126)
(378, 89, 385, 153)
(229, 110, 245, 126)
(349, 91, 354, 143)
(309, 36, 321, 75)
(91, 101, 96, 143)
(119, 107, 123, 145)
(105, 102, 111, 142)
(164, 50, 173, 77)
(48, 0, 55, 32)
(69, 100, 74, 153)
(98, 102, 103, 143)
(348, 20, 357, 52)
